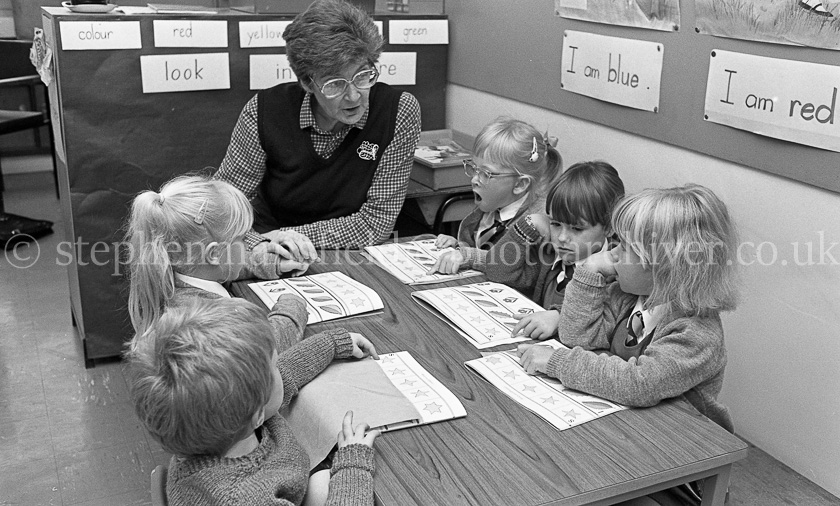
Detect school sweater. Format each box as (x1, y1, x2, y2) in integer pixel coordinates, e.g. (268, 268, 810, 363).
(251, 82, 401, 231)
(458, 195, 546, 274)
(172, 280, 311, 351)
(548, 267, 734, 433)
(165, 331, 376, 506)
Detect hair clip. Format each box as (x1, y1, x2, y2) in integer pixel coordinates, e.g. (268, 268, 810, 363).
(543, 131, 559, 149)
(157, 193, 165, 205)
(528, 137, 540, 163)
(194, 198, 209, 225)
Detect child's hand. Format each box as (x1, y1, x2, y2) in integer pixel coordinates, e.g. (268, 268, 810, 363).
(428, 250, 464, 275)
(435, 234, 458, 249)
(337, 410, 379, 449)
(510, 310, 560, 340)
(263, 230, 319, 263)
(582, 247, 618, 282)
(528, 213, 551, 238)
(348, 333, 379, 360)
(516, 343, 554, 375)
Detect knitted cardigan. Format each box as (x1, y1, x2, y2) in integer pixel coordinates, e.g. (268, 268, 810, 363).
(458, 196, 547, 273)
(165, 331, 376, 506)
(461, 214, 558, 307)
(548, 267, 734, 433)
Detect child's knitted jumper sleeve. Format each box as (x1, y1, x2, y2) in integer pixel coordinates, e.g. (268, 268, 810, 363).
(476, 215, 550, 299)
(267, 294, 308, 351)
(276, 330, 354, 408)
(555, 266, 635, 350)
(325, 444, 376, 506)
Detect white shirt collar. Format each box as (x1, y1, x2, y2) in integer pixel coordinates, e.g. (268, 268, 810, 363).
(175, 272, 231, 299)
(476, 194, 530, 240)
(632, 295, 665, 338)
(498, 194, 528, 222)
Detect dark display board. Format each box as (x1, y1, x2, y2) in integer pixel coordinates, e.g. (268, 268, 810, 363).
(446, 0, 840, 194)
(43, 9, 448, 362)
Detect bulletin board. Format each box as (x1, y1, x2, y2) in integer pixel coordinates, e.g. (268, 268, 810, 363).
(446, 0, 840, 194)
(43, 9, 448, 361)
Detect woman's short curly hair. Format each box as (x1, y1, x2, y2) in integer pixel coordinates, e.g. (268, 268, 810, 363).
(283, 0, 384, 81)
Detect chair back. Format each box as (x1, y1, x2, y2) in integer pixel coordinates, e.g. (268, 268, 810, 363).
(0, 40, 36, 80)
(151, 465, 168, 506)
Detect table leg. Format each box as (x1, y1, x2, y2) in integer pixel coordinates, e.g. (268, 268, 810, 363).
(701, 464, 732, 506)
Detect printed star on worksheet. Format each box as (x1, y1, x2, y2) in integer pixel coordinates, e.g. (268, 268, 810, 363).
(442, 293, 456, 301)
(343, 289, 355, 296)
(521, 384, 536, 393)
(469, 315, 483, 323)
(349, 297, 365, 308)
(503, 369, 518, 380)
(456, 305, 469, 312)
(411, 389, 429, 398)
(483, 327, 499, 338)
(423, 402, 442, 414)
(380, 356, 396, 363)
(485, 356, 502, 365)
(542, 396, 557, 404)
(389, 368, 405, 376)
(563, 409, 580, 419)
(401, 378, 416, 386)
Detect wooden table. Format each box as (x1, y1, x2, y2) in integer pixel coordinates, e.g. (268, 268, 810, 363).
(231, 249, 748, 506)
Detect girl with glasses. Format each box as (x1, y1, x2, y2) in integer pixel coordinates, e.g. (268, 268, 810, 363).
(215, 0, 421, 258)
(430, 117, 562, 272)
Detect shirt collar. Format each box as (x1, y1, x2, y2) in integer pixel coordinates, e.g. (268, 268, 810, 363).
(175, 272, 231, 299)
(299, 92, 368, 133)
(632, 295, 665, 338)
(498, 194, 528, 223)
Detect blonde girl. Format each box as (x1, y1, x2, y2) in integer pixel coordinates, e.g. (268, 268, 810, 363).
(126, 175, 308, 339)
(432, 116, 562, 272)
(518, 184, 739, 435)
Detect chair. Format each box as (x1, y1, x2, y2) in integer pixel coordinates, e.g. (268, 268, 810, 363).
(151, 465, 168, 506)
(432, 191, 474, 235)
(0, 39, 57, 247)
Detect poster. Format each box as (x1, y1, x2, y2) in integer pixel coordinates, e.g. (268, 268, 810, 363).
(705, 49, 840, 152)
(555, 0, 680, 31)
(695, 0, 840, 49)
(561, 31, 664, 113)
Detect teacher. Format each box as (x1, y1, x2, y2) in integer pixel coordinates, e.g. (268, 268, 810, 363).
(216, 0, 421, 255)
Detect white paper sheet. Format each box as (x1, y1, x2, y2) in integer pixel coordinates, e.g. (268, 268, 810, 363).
(249, 271, 383, 325)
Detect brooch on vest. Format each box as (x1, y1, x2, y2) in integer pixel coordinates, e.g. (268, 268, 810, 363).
(357, 141, 379, 161)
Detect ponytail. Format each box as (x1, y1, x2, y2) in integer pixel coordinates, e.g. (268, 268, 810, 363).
(124, 174, 254, 336)
(126, 191, 177, 336)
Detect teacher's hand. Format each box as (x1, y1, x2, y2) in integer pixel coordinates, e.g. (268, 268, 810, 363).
(262, 230, 319, 263)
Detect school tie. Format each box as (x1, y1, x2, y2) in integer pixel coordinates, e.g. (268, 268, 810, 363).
(555, 263, 575, 293)
(476, 215, 506, 250)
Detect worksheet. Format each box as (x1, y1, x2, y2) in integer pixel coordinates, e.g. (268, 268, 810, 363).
(283, 351, 467, 469)
(412, 281, 541, 349)
(466, 342, 626, 431)
(363, 239, 482, 285)
(248, 271, 382, 325)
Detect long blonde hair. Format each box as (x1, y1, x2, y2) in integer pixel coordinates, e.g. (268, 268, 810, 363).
(611, 184, 739, 317)
(125, 175, 253, 336)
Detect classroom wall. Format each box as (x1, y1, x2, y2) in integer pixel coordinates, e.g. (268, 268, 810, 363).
(447, 84, 840, 498)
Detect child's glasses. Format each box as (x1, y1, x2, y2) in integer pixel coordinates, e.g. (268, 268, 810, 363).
(463, 159, 524, 185)
(312, 69, 379, 99)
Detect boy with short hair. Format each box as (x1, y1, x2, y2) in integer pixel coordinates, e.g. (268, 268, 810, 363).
(126, 296, 380, 506)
